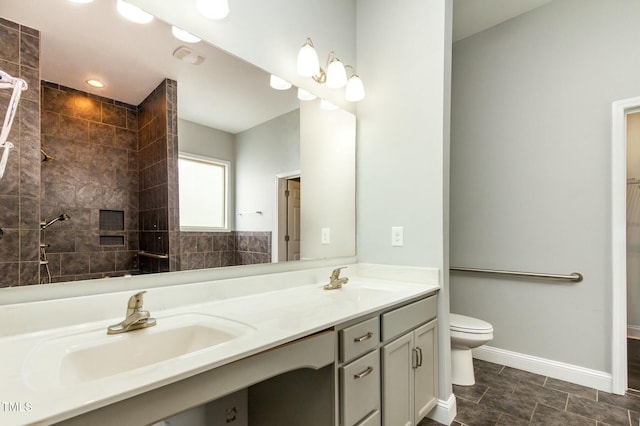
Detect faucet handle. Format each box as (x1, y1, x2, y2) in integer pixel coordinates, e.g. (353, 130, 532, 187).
(126, 291, 147, 315)
(330, 266, 347, 280)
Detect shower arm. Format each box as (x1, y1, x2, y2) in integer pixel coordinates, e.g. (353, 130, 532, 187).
(0, 70, 28, 179)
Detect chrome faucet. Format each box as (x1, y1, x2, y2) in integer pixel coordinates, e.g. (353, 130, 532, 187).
(323, 267, 349, 290)
(107, 291, 157, 335)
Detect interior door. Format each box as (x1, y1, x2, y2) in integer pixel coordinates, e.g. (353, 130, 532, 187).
(286, 179, 301, 261)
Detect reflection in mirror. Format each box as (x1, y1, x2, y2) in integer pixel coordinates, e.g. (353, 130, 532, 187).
(0, 0, 355, 289)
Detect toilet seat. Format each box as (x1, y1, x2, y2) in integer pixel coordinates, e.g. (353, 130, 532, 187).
(450, 313, 493, 334)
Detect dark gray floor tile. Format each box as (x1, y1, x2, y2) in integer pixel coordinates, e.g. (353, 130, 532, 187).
(544, 377, 597, 400)
(496, 411, 531, 425)
(630, 409, 640, 426)
(566, 394, 630, 426)
(454, 383, 489, 403)
(474, 368, 518, 393)
(500, 366, 546, 386)
(417, 417, 447, 426)
(479, 387, 536, 421)
(514, 380, 569, 410)
(598, 390, 640, 412)
(456, 396, 502, 426)
(532, 403, 597, 425)
(474, 359, 504, 374)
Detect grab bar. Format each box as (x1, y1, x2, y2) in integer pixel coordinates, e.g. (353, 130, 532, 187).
(450, 267, 583, 283)
(137, 250, 169, 259)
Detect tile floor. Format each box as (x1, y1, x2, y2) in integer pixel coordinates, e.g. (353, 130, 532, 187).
(417, 358, 640, 426)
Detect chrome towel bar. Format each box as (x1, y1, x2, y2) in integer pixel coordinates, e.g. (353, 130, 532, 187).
(450, 267, 583, 283)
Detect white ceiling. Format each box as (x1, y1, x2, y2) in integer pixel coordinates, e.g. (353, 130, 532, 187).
(0, 0, 552, 133)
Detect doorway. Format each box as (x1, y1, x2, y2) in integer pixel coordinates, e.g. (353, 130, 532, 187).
(612, 97, 640, 395)
(627, 112, 640, 390)
(275, 171, 301, 263)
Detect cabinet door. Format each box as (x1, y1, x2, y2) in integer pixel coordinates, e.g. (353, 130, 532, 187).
(381, 332, 413, 426)
(413, 320, 438, 423)
(341, 350, 381, 426)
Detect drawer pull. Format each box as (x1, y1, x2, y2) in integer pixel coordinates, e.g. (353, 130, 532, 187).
(416, 346, 423, 367)
(354, 332, 374, 343)
(354, 366, 374, 379)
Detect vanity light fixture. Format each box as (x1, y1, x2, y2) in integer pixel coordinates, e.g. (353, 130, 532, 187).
(296, 37, 365, 102)
(86, 79, 105, 88)
(196, 0, 229, 20)
(171, 26, 201, 43)
(297, 88, 317, 101)
(269, 75, 292, 91)
(116, 0, 153, 24)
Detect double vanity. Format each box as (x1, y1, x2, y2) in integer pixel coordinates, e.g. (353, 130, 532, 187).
(0, 263, 439, 426)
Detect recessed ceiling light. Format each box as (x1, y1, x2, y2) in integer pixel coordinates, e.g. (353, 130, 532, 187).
(196, 0, 229, 20)
(171, 26, 201, 43)
(116, 0, 153, 24)
(86, 79, 105, 88)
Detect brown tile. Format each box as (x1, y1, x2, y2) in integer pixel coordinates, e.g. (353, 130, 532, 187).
(474, 358, 504, 374)
(532, 403, 596, 425)
(42, 85, 74, 116)
(455, 396, 502, 425)
(566, 394, 630, 426)
(496, 411, 530, 425)
(60, 252, 90, 275)
(545, 377, 597, 400)
(514, 380, 568, 410)
(59, 115, 89, 141)
(102, 103, 127, 127)
(0, 24, 19, 63)
(474, 367, 518, 393)
(19, 261, 39, 286)
(89, 252, 115, 274)
(598, 390, 640, 412)
(479, 387, 536, 421)
(0, 262, 19, 287)
(19, 32, 39, 70)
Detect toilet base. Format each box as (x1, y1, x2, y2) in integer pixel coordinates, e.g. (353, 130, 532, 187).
(451, 347, 475, 386)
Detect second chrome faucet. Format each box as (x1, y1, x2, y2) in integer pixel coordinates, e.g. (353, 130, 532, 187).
(107, 291, 156, 335)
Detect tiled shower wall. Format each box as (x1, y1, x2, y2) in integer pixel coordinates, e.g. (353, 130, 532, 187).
(0, 18, 40, 287)
(137, 79, 181, 273)
(40, 82, 139, 282)
(180, 231, 271, 269)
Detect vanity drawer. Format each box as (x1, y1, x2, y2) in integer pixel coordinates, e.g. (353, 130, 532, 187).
(340, 350, 380, 426)
(340, 317, 380, 363)
(381, 295, 437, 342)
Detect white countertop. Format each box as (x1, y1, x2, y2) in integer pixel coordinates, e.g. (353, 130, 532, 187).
(0, 264, 439, 425)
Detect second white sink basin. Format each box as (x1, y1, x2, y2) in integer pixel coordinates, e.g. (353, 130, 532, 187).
(23, 313, 255, 389)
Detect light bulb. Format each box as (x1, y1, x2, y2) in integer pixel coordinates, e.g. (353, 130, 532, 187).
(116, 0, 153, 24)
(326, 58, 347, 89)
(270, 75, 292, 91)
(345, 75, 365, 102)
(171, 26, 201, 43)
(297, 88, 317, 101)
(86, 79, 105, 88)
(297, 40, 320, 77)
(196, 0, 229, 20)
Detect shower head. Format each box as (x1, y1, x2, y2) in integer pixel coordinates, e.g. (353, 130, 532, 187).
(40, 149, 55, 162)
(41, 213, 71, 230)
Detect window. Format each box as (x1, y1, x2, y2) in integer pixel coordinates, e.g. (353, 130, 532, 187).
(178, 153, 229, 231)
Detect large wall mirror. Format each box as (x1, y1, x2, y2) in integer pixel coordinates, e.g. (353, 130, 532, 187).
(0, 0, 355, 290)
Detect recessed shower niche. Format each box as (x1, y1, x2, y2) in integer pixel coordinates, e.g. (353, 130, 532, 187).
(99, 210, 125, 247)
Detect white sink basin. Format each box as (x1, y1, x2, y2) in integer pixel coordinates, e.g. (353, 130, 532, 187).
(321, 280, 399, 303)
(23, 313, 255, 389)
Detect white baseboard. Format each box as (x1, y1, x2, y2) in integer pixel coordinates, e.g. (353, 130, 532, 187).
(428, 394, 456, 425)
(473, 345, 613, 393)
(628, 325, 640, 340)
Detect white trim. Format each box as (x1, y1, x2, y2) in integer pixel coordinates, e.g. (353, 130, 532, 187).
(473, 345, 613, 393)
(611, 97, 640, 394)
(628, 325, 640, 340)
(427, 394, 456, 426)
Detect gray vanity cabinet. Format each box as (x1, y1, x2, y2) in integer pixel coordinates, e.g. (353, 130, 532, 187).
(337, 292, 438, 426)
(381, 296, 438, 426)
(381, 319, 438, 426)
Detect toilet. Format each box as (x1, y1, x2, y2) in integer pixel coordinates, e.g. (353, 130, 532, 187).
(450, 313, 494, 386)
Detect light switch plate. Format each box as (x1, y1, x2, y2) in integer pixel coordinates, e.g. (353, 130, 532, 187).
(391, 226, 403, 246)
(321, 227, 330, 244)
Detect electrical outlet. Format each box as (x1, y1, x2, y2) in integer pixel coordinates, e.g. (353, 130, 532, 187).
(321, 227, 330, 244)
(391, 226, 404, 246)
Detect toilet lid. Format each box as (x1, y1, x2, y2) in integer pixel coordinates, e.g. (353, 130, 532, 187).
(450, 313, 493, 333)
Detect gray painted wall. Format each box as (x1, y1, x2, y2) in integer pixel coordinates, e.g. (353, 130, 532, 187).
(450, 0, 640, 372)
